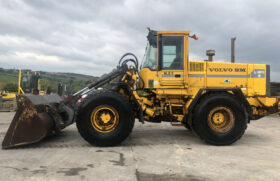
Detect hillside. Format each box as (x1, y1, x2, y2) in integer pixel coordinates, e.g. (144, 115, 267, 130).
(0, 67, 99, 93)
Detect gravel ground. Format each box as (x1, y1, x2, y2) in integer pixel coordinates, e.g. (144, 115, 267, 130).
(0, 112, 279, 181)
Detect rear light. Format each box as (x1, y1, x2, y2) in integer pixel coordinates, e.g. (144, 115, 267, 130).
(77, 98, 83, 103)
(77, 94, 88, 103)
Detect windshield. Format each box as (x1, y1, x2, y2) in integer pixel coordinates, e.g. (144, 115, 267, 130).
(142, 42, 157, 70)
(21, 74, 39, 93)
(21, 75, 32, 93)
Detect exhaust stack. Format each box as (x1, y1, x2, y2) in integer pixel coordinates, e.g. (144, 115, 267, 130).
(231, 37, 236, 63)
(206, 50, 215, 61)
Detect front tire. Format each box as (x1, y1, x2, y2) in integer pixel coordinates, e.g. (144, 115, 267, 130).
(76, 90, 135, 146)
(192, 93, 247, 145)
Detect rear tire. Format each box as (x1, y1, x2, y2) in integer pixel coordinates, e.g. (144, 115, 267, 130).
(76, 90, 134, 146)
(192, 93, 247, 145)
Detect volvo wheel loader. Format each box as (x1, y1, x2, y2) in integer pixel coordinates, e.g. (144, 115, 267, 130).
(2, 29, 280, 148)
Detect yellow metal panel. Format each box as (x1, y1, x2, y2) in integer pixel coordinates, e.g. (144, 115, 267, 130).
(157, 31, 190, 35)
(188, 61, 206, 89)
(247, 64, 254, 96)
(18, 70, 22, 94)
(251, 64, 266, 96)
(247, 64, 267, 96)
(0, 91, 16, 100)
(184, 36, 189, 88)
(206, 62, 248, 93)
(139, 68, 158, 89)
(155, 88, 187, 95)
(158, 70, 184, 86)
(247, 97, 278, 107)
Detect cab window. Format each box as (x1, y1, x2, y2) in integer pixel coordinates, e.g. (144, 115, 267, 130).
(142, 43, 157, 70)
(162, 36, 184, 70)
(142, 36, 157, 70)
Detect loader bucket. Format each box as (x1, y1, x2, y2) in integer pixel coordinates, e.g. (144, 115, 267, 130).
(2, 94, 67, 149)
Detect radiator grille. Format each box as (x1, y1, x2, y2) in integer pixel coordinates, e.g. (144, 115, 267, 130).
(189, 62, 204, 72)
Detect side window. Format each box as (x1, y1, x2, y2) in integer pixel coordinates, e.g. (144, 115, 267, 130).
(162, 36, 184, 70)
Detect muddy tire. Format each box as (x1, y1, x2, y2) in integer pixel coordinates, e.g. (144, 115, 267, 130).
(76, 90, 134, 146)
(192, 93, 247, 145)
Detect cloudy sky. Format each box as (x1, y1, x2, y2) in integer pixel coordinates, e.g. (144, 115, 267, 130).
(0, 0, 280, 80)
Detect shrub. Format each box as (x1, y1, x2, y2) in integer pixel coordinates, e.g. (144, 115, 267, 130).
(3, 83, 18, 92)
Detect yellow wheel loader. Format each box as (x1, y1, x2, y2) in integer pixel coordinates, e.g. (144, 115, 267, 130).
(17, 70, 41, 95)
(2, 29, 280, 148)
(0, 70, 41, 112)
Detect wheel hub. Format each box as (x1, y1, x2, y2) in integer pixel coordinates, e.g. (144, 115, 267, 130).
(91, 105, 119, 133)
(212, 112, 225, 124)
(207, 106, 235, 133)
(100, 113, 111, 124)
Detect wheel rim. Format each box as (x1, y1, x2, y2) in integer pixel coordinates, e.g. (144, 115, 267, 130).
(207, 106, 235, 133)
(91, 105, 119, 133)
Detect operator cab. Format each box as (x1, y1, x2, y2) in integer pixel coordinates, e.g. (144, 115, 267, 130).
(142, 30, 185, 70)
(20, 72, 39, 94)
(140, 29, 196, 88)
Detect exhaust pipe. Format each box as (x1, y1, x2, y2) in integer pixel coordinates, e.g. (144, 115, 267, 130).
(206, 50, 215, 61)
(231, 37, 236, 63)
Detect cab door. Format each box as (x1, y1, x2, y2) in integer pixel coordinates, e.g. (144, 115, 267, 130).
(158, 35, 185, 87)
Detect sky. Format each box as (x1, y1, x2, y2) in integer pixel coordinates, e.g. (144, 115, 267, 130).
(0, 0, 280, 80)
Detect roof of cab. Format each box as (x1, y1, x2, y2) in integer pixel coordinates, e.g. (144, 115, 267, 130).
(156, 30, 191, 35)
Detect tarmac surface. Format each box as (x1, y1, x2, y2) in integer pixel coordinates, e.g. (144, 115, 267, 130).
(0, 112, 279, 181)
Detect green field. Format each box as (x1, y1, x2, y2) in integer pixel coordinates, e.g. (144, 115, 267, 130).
(0, 68, 98, 93)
